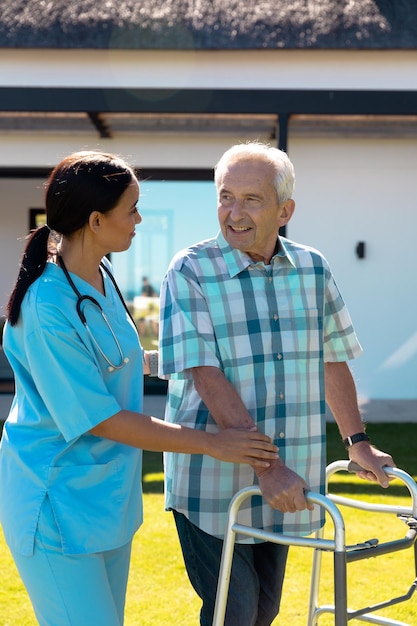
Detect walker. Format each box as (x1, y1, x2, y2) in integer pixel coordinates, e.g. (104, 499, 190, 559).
(212, 461, 417, 626)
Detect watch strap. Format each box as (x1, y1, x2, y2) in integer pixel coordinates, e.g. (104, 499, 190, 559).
(343, 432, 370, 449)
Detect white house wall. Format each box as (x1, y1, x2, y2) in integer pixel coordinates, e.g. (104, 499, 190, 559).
(289, 136, 417, 401)
(0, 131, 270, 169)
(0, 47, 416, 402)
(1, 132, 416, 401)
(0, 179, 44, 307)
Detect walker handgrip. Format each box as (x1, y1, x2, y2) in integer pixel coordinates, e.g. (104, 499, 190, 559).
(347, 461, 366, 473)
(347, 461, 394, 476)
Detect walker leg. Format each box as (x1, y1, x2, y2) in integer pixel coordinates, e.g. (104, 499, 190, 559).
(307, 530, 324, 626)
(334, 550, 348, 626)
(212, 525, 236, 626)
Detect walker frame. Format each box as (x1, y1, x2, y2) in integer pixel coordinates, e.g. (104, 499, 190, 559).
(212, 461, 417, 626)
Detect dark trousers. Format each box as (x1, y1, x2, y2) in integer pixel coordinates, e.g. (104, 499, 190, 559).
(173, 510, 289, 626)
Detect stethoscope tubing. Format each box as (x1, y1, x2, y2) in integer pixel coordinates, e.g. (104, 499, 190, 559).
(58, 256, 132, 372)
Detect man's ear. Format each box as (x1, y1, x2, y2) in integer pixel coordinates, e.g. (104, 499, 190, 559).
(278, 199, 295, 227)
(88, 211, 102, 232)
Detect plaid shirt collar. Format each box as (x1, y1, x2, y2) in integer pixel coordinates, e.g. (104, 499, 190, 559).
(216, 230, 296, 278)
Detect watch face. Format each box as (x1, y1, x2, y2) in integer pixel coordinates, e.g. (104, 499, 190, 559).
(149, 351, 158, 377)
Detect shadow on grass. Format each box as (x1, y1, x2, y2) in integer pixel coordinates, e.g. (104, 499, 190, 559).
(143, 424, 417, 498)
(2, 420, 415, 499)
(142, 479, 164, 494)
(142, 451, 164, 494)
(327, 481, 415, 498)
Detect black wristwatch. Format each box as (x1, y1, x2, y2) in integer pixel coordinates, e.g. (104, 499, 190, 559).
(343, 432, 370, 449)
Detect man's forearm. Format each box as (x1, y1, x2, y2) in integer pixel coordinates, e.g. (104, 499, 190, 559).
(191, 365, 255, 429)
(324, 361, 366, 438)
(192, 365, 285, 478)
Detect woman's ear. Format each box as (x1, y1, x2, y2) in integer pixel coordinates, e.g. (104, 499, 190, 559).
(278, 199, 295, 227)
(88, 211, 102, 232)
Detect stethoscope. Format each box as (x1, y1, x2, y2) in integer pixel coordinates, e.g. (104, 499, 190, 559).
(58, 256, 136, 373)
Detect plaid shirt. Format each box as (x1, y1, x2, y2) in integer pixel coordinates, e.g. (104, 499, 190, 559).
(159, 232, 362, 541)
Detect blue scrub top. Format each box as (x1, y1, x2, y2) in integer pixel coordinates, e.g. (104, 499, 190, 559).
(0, 260, 144, 556)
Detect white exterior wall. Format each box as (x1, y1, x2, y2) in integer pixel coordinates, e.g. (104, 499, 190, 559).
(289, 137, 417, 401)
(0, 179, 45, 303)
(1, 48, 417, 401)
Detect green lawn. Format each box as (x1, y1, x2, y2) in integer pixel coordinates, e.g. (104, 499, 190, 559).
(1, 422, 416, 625)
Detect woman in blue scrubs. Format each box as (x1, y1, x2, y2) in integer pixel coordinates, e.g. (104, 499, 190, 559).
(0, 151, 278, 626)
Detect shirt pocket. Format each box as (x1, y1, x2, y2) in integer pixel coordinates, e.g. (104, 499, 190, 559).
(47, 459, 125, 555)
(278, 308, 322, 359)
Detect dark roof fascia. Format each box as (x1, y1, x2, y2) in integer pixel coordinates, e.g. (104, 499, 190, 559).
(0, 166, 213, 180)
(1, 87, 417, 116)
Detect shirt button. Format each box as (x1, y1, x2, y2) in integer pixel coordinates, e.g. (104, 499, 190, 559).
(276, 353, 282, 360)
(273, 314, 278, 321)
(268, 276, 273, 283)
(279, 432, 285, 439)
(279, 392, 284, 400)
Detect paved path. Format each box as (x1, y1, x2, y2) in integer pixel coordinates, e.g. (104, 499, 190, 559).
(1, 393, 417, 423)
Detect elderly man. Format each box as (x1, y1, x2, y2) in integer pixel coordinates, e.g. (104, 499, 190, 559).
(159, 142, 394, 626)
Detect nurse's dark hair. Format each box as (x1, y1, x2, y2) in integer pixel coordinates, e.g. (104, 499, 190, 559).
(6, 151, 136, 326)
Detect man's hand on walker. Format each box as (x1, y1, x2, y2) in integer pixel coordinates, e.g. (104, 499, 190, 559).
(255, 458, 315, 513)
(348, 442, 396, 489)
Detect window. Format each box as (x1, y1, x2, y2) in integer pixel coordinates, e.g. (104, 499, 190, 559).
(111, 178, 218, 351)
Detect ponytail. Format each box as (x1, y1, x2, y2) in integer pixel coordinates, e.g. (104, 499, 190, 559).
(6, 225, 50, 326)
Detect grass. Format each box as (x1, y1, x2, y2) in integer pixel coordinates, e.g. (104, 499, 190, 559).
(0, 423, 416, 625)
